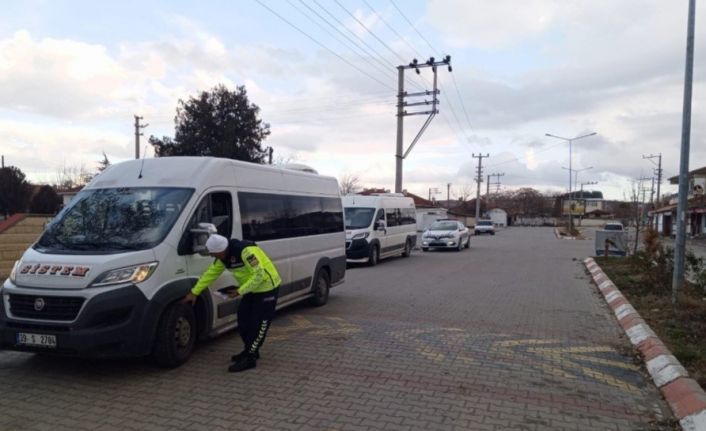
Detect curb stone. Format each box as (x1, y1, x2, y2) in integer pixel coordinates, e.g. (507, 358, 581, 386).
(584, 257, 706, 431)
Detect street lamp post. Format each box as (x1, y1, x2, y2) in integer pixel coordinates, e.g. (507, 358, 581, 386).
(579, 180, 598, 226)
(562, 166, 594, 189)
(546, 132, 597, 233)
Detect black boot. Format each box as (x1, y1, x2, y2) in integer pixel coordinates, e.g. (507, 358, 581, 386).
(228, 355, 257, 373)
(231, 350, 259, 362)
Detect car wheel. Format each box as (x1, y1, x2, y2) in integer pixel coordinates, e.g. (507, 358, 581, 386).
(151, 302, 197, 368)
(402, 239, 412, 257)
(368, 244, 379, 266)
(422, 247, 429, 252)
(309, 270, 330, 307)
(491, 232, 495, 236)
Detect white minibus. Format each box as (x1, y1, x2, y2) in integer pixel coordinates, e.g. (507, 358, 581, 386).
(1, 157, 345, 367)
(343, 194, 417, 265)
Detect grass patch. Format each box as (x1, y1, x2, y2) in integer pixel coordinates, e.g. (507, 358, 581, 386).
(596, 256, 706, 390)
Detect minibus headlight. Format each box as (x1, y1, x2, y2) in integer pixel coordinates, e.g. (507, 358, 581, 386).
(352, 232, 369, 240)
(8, 261, 20, 284)
(91, 262, 158, 287)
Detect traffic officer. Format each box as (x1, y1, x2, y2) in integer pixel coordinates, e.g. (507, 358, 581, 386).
(182, 234, 281, 372)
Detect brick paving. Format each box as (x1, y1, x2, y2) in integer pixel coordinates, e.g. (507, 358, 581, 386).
(0, 227, 672, 430)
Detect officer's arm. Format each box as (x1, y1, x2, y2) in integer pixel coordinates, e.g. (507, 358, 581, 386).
(190, 259, 226, 296)
(237, 249, 266, 296)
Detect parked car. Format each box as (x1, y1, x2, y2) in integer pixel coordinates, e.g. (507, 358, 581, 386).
(421, 219, 470, 251)
(603, 222, 624, 231)
(474, 220, 495, 235)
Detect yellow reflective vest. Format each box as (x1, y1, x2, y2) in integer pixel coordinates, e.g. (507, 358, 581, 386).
(191, 242, 282, 297)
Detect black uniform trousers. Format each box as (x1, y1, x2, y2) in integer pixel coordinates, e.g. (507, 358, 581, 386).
(237, 288, 279, 357)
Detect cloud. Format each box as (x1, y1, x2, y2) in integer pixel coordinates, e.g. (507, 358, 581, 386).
(426, 0, 560, 49)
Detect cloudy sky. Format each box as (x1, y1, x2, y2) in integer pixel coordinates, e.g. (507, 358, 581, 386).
(1, 0, 704, 200)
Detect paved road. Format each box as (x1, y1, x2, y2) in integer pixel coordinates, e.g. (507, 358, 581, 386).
(0, 227, 671, 430)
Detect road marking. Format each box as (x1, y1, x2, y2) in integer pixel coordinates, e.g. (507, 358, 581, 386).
(268, 315, 361, 341)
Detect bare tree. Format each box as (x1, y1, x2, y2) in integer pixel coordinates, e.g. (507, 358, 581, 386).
(272, 152, 299, 166)
(55, 162, 92, 190)
(339, 173, 361, 195)
(456, 184, 474, 201)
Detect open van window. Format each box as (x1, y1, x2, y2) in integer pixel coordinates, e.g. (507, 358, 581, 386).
(35, 187, 193, 254)
(344, 207, 375, 229)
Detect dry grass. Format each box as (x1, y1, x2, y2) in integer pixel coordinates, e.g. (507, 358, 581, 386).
(596, 256, 706, 389)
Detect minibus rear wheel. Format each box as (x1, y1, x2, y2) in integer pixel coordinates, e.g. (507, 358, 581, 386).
(152, 302, 197, 368)
(309, 270, 330, 306)
(402, 239, 412, 257)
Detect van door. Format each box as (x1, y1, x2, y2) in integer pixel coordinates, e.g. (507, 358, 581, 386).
(383, 207, 404, 256)
(370, 208, 387, 256)
(182, 190, 239, 331)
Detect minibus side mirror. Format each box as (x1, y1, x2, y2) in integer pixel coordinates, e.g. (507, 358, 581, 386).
(375, 220, 386, 231)
(190, 223, 218, 256)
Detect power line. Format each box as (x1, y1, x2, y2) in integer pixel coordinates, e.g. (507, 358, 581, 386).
(361, 0, 422, 57)
(255, 0, 394, 91)
(450, 72, 474, 133)
(290, 0, 397, 83)
(333, 0, 407, 64)
(311, 0, 423, 92)
(389, 0, 437, 53)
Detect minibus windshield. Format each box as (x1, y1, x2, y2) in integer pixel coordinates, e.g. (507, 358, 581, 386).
(36, 187, 193, 253)
(344, 207, 375, 229)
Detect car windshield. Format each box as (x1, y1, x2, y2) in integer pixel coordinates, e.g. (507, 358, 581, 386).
(344, 207, 375, 229)
(35, 187, 193, 254)
(478, 221, 493, 226)
(429, 221, 457, 231)
(604, 224, 623, 231)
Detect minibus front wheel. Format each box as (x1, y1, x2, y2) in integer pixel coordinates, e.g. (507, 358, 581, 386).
(151, 302, 197, 368)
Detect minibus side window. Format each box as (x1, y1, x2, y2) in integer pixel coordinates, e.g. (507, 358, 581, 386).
(374, 209, 385, 227)
(182, 192, 233, 254)
(385, 208, 400, 227)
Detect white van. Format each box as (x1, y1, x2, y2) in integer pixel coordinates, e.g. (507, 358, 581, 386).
(0, 157, 346, 367)
(343, 194, 417, 265)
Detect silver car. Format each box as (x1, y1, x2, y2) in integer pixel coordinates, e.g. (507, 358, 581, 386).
(421, 220, 471, 251)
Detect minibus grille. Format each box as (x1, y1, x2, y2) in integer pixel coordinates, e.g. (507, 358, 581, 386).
(9, 294, 84, 321)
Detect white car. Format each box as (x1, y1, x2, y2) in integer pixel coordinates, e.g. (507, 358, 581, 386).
(474, 220, 495, 235)
(603, 222, 624, 231)
(421, 220, 471, 251)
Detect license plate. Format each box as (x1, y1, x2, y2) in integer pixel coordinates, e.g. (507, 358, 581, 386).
(16, 332, 57, 348)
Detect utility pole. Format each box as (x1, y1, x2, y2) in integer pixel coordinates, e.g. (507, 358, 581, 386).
(134, 115, 149, 159)
(486, 174, 491, 196)
(674, 0, 696, 303)
(634, 177, 652, 255)
(267, 146, 273, 165)
(395, 56, 452, 193)
(491, 173, 505, 194)
(473, 153, 490, 221)
(428, 187, 440, 202)
(1, 155, 4, 168)
(643, 153, 663, 204)
(447, 183, 451, 208)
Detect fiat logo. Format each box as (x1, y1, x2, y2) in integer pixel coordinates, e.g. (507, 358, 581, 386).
(34, 298, 45, 312)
